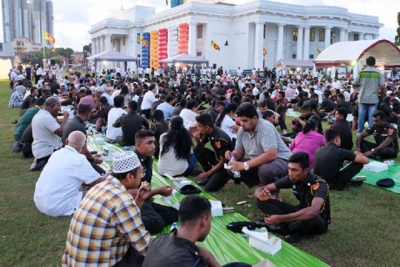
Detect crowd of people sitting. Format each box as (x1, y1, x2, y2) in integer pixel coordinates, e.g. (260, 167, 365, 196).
(6, 55, 400, 266)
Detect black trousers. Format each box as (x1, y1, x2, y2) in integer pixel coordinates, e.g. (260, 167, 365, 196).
(193, 145, 230, 192)
(330, 162, 364, 190)
(141, 201, 178, 234)
(256, 199, 328, 235)
(114, 245, 144, 267)
(360, 140, 398, 160)
(140, 109, 151, 119)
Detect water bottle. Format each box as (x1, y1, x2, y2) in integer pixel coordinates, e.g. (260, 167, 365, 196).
(101, 126, 106, 135)
(230, 155, 241, 178)
(170, 222, 178, 231)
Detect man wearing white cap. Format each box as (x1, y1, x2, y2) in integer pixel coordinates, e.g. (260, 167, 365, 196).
(62, 151, 153, 267)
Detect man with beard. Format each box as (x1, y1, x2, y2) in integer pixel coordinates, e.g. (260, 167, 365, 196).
(225, 103, 292, 198)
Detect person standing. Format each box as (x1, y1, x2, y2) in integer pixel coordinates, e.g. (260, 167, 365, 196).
(353, 56, 385, 134)
(141, 84, 157, 119)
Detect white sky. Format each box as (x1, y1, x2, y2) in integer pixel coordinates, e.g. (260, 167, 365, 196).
(0, 0, 397, 51)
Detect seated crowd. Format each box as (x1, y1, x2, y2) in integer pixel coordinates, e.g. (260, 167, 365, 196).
(7, 56, 400, 265)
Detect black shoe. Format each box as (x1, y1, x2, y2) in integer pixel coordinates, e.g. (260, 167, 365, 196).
(255, 220, 284, 234)
(29, 160, 47, 171)
(284, 233, 314, 243)
(196, 179, 209, 186)
(346, 180, 364, 188)
(283, 132, 294, 137)
(12, 120, 18, 124)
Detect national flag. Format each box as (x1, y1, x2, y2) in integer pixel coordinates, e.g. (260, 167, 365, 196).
(211, 40, 220, 51)
(42, 30, 55, 44)
(317, 48, 321, 55)
(140, 37, 149, 47)
(263, 46, 268, 56)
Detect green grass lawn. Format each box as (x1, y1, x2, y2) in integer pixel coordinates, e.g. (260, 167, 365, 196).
(0, 80, 400, 266)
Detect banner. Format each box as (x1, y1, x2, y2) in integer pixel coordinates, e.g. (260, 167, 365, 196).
(42, 30, 55, 44)
(263, 46, 268, 56)
(211, 40, 220, 51)
(140, 37, 149, 47)
(317, 48, 321, 55)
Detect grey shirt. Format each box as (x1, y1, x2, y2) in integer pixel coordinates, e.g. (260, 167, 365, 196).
(235, 119, 292, 160)
(354, 66, 384, 104)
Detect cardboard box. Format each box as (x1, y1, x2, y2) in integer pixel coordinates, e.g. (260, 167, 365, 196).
(363, 161, 388, 172)
(242, 227, 282, 255)
(209, 200, 223, 217)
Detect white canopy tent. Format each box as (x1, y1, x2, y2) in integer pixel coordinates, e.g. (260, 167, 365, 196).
(87, 50, 139, 75)
(159, 54, 209, 66)
(274, 59, 314, 69)
(0, 51, 13, 79)
(314, 39, 400, 69)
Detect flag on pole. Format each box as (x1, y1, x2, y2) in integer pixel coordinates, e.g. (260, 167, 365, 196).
(140, 37, 148, 47)
(317, 48, 321, 55)
(42, 30, 56, 44)
(263, 46, 268, 56)
(211, 40, 220, 51)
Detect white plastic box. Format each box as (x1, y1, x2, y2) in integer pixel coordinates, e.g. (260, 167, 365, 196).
(209, 200, 223, 217)
(363, 161, 388, 172)
(242, 227, 282, 255)
(252, 260, 277, 267)
(165, 174, 192, 189)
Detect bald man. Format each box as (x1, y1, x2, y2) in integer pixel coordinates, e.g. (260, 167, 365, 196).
(31, 96, 69, 171)
(34, 131, 109, 217)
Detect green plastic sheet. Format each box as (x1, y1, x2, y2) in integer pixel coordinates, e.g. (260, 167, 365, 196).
(357, 160, 400, 194)
(87, 136, 329, 266)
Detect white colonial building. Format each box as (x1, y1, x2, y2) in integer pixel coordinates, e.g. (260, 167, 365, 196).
(89, 0, 383, 70)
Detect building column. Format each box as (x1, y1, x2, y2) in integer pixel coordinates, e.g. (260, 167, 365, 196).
(325, 26, 331, 49)
(188, 22, 197, 56)
(254, 22, 264, 69)
(339, 28, 346, 42)
(105, 34, 112, 51)
(296, 26, 303, 60)
(91, 39, 95, 55)
(100, 36, 104, 52)
(359, 32, 365, 41)
(276, 24, 285, 62)
(303, 26, 310, 60)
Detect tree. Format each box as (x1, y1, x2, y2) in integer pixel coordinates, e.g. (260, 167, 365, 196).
(395, 12, 400, 45)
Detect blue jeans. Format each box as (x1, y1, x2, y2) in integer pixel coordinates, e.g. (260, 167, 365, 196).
(182, 153, 197, 176)
(357, 103, 377, 133)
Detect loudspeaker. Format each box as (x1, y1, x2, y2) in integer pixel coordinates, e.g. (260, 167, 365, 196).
(50, 59, 55, 66)
(213, 63, 217, 69)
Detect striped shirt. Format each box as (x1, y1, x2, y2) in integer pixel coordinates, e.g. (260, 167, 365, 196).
(354, 66, 384, 104)
(61, 176, 152, 267)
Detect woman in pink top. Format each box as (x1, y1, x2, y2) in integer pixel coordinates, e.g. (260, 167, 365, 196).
(289, 119, 326, 170)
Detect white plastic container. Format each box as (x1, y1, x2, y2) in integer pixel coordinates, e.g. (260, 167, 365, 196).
(363, 161, 388, 172)
(209, 200, 223, 217)
(242, 227, 282, 255)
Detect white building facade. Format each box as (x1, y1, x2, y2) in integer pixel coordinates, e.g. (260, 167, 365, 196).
(89, 0, 383, 70)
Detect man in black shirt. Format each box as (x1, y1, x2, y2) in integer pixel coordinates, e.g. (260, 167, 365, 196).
(317, 93, 336, 119)
(194, 113, 234, 192)
(254, 152, 330, 243)
(113, 101, 149, 146)
(290, 104, 323, 135)
(336, 94, 351, 113)
(330, 107, 353, 150)
(303, 93, 318, 112)
(314, 129, 369, 190)
(356, 111, 399, 160)
(142, 195, 250, 267)
(21, 87, 38, 112)
(134, 130, 178, 234)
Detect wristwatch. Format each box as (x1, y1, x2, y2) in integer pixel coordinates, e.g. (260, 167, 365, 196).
(244, 161, 250, 171)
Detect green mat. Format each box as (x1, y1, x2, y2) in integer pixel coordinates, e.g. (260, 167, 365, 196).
(357, 161, 400, 194)
(87, 136, 329, 266)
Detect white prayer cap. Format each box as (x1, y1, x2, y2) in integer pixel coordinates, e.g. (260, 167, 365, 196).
(113, 152, 141, 173)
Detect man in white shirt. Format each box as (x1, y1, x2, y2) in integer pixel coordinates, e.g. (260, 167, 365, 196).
(237, 67, 242, 77)
(34, 131, 107, 217)
(107, 95, 127, 140)
(332, 78, 341, 90)
(145, 67, 151, 78)
(31, 96, 69, 171)
(137, 66, 143, 77)
(141, 84, 157, 119)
